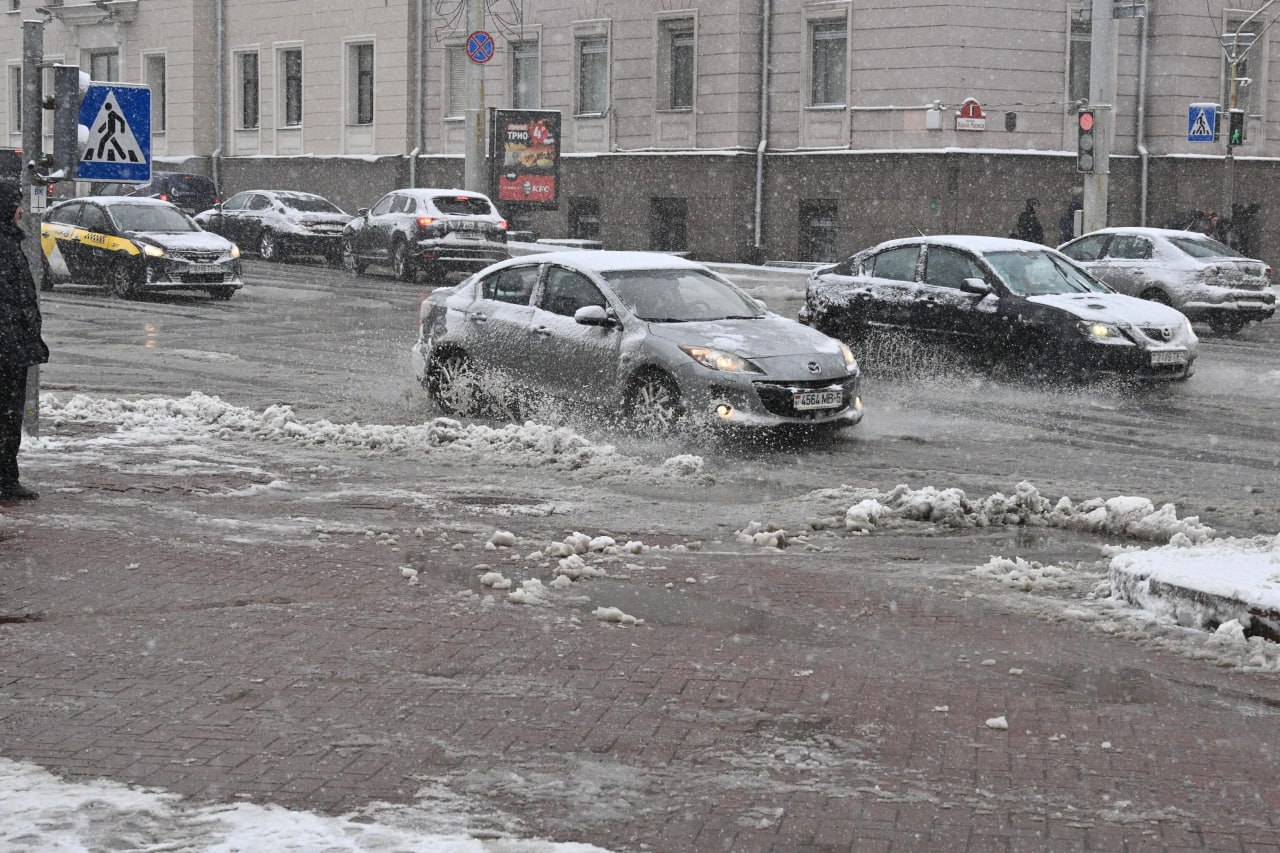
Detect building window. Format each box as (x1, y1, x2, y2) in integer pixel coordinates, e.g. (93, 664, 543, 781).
(809, 20, 846, 107)
(512, 40, 540, 109)
(659, 20, 695, 110)
(280, 48, 303, 127)
(349, 43, 374, 125)
(446, 46, 467, 118)
(649, 197, 687, 252)
(9, 0, 19, 12)
(569, 197, 600, 241)
(236, 52, 259, 129)
(88, 50, 118, 82)
(143, 55, 166, 133)
(8, 66, 20, 134)
(1069, 8, 1090, 106)
(799, 200, 839, 263)
(577, 36, 608, 115)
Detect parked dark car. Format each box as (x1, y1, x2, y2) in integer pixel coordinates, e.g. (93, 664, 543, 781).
(412, 250, 864, 433)
(342, 188, 509, 284)
(99, 171, 221, 216)
(1058, 227, 1275, 336)
(193, 190, 352, 264)
(40, 196, 242, 299)
(800, 235, 1198, 382)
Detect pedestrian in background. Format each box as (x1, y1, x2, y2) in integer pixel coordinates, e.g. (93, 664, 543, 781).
(0, 180, 49, 501)
(1014, 198, 1044, 244)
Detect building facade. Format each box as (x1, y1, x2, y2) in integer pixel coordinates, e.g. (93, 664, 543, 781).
(4, 0, 1277, 264)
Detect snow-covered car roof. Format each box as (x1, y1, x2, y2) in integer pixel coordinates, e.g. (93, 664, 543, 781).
(491, 250, 709, 275)
(399, 187, 494, 201)
(1070, 226, 1221, 240)
(59, 196, 177, 208)
(871, 234, 1052, 254)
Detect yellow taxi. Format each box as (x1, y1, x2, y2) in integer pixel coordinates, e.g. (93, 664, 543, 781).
(41, 196, 242, 300)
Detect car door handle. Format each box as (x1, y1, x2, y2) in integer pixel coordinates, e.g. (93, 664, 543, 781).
(470, 313, 489, 323)
(533, 325, 552, 336)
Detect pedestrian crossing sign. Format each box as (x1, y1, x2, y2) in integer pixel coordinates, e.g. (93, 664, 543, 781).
(1187, 102, 1218, 143)
(77, 83, 152, 182)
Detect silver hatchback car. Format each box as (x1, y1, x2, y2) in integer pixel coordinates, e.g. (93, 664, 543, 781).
(1058, 227, 1275, 335)
(411, 251, 864, 432)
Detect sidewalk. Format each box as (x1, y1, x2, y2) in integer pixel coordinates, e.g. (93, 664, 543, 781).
(4, 412, 1280, 851)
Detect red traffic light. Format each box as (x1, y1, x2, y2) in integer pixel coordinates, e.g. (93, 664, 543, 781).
(1078, 111, 1095, 132)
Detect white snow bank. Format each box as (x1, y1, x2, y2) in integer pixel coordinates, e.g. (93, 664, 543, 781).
(37, 392, 704, 483)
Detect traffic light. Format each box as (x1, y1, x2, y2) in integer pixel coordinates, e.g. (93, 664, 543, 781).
(1076, 109, 1095, 173)
(1228, 109, 1245, 146)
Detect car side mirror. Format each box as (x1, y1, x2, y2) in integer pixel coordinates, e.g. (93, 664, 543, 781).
(574, 305, 614, 326)
(753, 298, 768, 311)
(961, 277, 993, 296)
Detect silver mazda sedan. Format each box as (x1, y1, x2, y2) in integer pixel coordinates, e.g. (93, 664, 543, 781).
(412, 251, 864, 433)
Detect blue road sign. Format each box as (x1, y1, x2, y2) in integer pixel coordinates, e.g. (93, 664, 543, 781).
(78, 83, 152, 182)
(466, 30, 495, 64)
(1188, 102, 1218, 143)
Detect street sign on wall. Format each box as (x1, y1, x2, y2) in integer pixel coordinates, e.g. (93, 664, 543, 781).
(77, 83, 151, 182)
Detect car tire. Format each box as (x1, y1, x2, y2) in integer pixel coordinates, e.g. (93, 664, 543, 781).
(625, 370, 684, 434)
(106, 261, 142, 299)
(342, 239, 367, 276)
(207, 287, 236, 300)
(259, 231, 286, 262)
(392, 241, 416, 282)
(428, 351, 483, 416)
(1209, 315, 1248, 336)
(1139, 288, 1173, 307)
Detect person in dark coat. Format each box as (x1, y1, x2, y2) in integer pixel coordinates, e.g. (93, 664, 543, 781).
(0, 180, 49, 501)
(1014, 198, 1044, 244)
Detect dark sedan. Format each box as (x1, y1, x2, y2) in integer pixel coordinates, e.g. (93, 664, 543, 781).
(194, 190, 352, 265)
(800, 235, 1198, 382)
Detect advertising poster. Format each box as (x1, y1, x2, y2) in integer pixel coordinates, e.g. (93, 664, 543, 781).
(491, 109, 561, 209)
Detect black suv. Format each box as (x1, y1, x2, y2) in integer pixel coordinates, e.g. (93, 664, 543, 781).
(101, 171, 221, 216)
(341, 188, 509, 284)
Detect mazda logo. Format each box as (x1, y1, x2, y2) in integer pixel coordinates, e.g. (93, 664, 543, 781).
(807, 361, 822, 374)
(1159, 326, 1173, 341)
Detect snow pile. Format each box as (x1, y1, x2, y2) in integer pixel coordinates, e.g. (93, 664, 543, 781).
(1109, 533, 1280, 640)
(834, 481, 1214, 544)
(970, 556, 1073, 592)
(736, 521, 789, 549)
(38, 392, 705, 482)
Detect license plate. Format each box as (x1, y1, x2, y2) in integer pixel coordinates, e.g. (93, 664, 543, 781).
(1150, 349, 1187, 366)
(793, 389, 843, 410)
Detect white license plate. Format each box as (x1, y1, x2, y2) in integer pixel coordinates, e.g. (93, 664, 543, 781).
(1150, 349, 1187, 366)
(793, 389, 843, 410)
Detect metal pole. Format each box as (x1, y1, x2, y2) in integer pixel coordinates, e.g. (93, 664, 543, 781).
(1222, 57, 1239, 222)
(1083, 0, 1113, 234)
(463, 0, 486, 192)
(20, 21, 44, 438)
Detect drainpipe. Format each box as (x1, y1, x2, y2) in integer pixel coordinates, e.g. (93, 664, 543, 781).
(752, 0, 772, 260)
(410, 0, 425, 187)
(1136, 11, 1150, 225)
(212, 0, 225, 190)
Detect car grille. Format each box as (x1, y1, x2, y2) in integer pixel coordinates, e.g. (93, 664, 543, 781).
(173, 250, 223, 264)
(754, 377, 857, 420)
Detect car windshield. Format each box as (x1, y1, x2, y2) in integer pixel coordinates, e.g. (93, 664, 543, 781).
(602, 268, 765, 322)
(108, 204, 200, 234)
(984, 249, 1109, 296)
(282, 195, 344, 214)
(1166, 234, 1245, 259)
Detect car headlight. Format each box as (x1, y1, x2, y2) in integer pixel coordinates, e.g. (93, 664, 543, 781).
(140, 243, 165, 258)
(1079, 320, 1130, 342)
(838, 342, 858, 372)
(679, 345, 764, 374)
(230, 244, 240, 259)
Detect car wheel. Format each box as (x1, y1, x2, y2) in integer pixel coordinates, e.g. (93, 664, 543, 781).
(429, 352, 484, 416)
(1139, 288, 1173, 307)
(1210, 315, 1248, 336)
(626, 370, 684, 434)
(106, 261, 142, 299)
(392, 241, 416, 282)
(258, 231, 285, 262)
(207, 287, 236, 300)
(342, 239, 367, 275)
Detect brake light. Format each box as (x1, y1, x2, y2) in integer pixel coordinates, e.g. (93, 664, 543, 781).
(1266, 265, 1273, 280)
(498, 219, 508, 230)
(417, 216, 435, 228)
(159, 193, 169, 202)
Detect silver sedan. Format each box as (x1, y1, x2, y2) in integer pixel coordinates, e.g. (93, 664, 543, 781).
(411, 251, 864, 433)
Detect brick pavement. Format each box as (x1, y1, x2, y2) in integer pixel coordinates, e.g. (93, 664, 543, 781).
(3, 425, 1280, 852)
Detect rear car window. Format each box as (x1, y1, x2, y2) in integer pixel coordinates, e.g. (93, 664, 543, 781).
(1167, 235, 1243, 259)
(433, 196, 493, 216)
